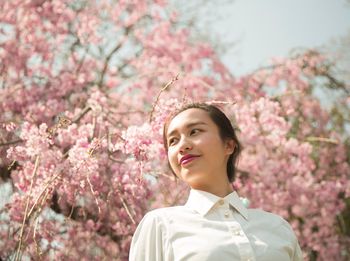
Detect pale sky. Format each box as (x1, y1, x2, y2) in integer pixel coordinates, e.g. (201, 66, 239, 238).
(201, 0, 350, 75)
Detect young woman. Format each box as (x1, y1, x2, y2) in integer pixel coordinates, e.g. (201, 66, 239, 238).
(129, 103, 303, 261)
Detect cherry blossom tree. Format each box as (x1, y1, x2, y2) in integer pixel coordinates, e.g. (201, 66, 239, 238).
(0, 1, 349, 260)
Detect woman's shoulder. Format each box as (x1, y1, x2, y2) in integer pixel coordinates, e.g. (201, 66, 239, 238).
(247, 208, 296, 235)
(248, 208, 286, 220)
(132, 206, 184, 238)
(142, 206, 187, 222)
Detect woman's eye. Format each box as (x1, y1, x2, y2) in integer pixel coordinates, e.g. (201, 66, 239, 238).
(168, 138, 178, 146)
(190, 129, 200, 135)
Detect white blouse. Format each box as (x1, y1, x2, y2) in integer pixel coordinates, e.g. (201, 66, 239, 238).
(129, 189, 303, 261)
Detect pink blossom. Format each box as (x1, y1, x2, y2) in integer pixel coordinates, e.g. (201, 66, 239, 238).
(0, 1, 349, 260)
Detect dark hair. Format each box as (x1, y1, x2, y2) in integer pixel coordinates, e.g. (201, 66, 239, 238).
(163, 103, 241, 182)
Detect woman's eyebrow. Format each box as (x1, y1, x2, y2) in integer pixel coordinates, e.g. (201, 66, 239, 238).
(167, 121, 207, 138)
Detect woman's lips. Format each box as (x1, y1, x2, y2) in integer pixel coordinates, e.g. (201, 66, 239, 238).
(180, 155, 200, 165)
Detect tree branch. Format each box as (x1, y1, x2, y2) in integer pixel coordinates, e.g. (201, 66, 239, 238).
(98, 26, 132, 88)
(72, 106, 92, 123)
(0, 139, 23, 147)
(149, 73, 179, 122)
(15, 155, 40, 261)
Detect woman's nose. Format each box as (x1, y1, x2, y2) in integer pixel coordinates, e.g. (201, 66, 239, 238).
(179, 137, 192, 154)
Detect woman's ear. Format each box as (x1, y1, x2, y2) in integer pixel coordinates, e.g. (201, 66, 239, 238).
(225, 139, 235, 155)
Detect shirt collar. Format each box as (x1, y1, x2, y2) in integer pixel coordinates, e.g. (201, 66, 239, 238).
(184, 189, 249, 220)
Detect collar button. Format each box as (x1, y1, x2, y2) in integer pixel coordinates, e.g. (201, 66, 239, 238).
(224, 211, 230, 218)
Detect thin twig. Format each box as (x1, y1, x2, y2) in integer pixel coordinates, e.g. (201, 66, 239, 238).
(86, 175, 101, 216)
(116, 186, 136, 225)
(26, 171, 61, 220)
(98, 26, 132, 88)
(15, 155, 40, 261)
(106, 128, 125, 163)
(8, 160, 16, 170)
(92, 116, 97, 139)
(47, 116, 72, 138)
(63, 192, 78, 223)
(107, 108, 144, 115)
(145, 171, 176, 181)
(33, 214, 42, 260)
(206, 100, 237, 106)
(149, 73, 179, 122)
(271, 90, 303, 99)
(107, 126, 111, 155)
(68, 201, 76, 220)
(306, 136, 339, 144)
(72, 106, 92, 123)
(75, 45, 90, 75)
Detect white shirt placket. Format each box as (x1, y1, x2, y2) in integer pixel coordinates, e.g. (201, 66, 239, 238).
(216, 200, 256, 261)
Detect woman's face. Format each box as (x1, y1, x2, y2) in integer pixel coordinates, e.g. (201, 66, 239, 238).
(166, 108, 234, 190)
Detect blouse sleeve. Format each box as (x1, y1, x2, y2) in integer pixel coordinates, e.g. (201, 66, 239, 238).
(281, 219, 304, 261)
(129, 211, 165, 261)
(292, 239, 303, 261)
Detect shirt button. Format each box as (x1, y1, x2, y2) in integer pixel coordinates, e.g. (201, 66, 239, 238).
(233, 230, 244, 236)
(224, 211, 230, 217)
(218, 199, 224, 205)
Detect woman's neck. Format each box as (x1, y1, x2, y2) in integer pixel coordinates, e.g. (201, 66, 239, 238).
(192, 181, 233, 198)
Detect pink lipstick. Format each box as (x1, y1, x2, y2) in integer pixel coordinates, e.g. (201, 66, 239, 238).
(180, 154, 200, 165)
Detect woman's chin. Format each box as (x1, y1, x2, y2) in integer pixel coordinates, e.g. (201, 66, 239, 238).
(181, 172, 205, 186)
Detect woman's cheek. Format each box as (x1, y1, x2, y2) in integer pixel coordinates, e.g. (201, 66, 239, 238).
(168, 150, 178, 171)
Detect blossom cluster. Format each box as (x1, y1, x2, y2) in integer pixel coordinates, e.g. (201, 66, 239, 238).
(0, 1, 349, 260)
